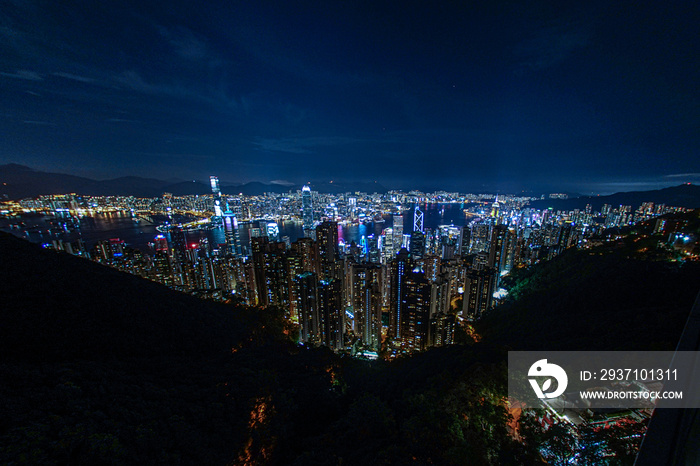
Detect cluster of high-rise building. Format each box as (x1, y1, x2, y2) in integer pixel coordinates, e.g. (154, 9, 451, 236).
(3, 178, 692, 356)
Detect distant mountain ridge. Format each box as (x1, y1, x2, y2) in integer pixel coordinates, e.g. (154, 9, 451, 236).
(527, 184, 700, 211)
(0, 164, 388, 198)
(2, 164, 698, 207)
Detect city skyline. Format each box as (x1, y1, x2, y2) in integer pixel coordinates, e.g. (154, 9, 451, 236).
(1, 1, 698, 194)
(3, 176, 694, 358)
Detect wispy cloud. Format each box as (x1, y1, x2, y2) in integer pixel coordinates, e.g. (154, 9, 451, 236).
(155, 24, 223, 66)
(269, 179, 295, 186)
(129, 151, 215, 160)
(53, 72, 94, 83)
(115, 70, 158, 93)
(23, 120, 56, 126)
(106, 118, 139, 123)
(252, 136, 363, 154)
(113, 70, 247, 113)
(665, 173, 700, 178)
(0, 70, 43, 81)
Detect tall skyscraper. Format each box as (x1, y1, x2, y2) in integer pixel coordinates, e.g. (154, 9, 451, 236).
(291, 237, 319, 274)
(266, 222, 280, 242)
(401, 271, 431, 352)
(153, 251, 174, 286)
(297, 272, 319, 344)
(251, 237, 288, 307)
(251, 236, 269, 306)
(350, 263, 381, 350)
(223, 213, 241, 257)
(429, 276, 450, 317)
(409, 230, 425, 259)
(316, 221, 339, 282)
(471, 222, 491, 254)
(490, 195, 500, 220)
(429, 313, 456, 347)
(169, 226, 188, 259)
(413, 205, 424, 233)
(366, 234, 380, 263)
(459, 225, 471, 257)
(462, 266, 496, 320)
(488, 224, 509, 274)
(302, 185, 313, 229)
(557, 221, 574, 253)
(381, 227, 394, 263)
(318, 279, 344, 350)
(389, 248, 410, 340)
(392, 215, 403, 252)
(210, 175, 224, 218)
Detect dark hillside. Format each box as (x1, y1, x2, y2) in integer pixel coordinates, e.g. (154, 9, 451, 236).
(527, 184, 700, 211)
(0, 232, 250, 363)
(0, 233, 334, 464)
(478, 246, 700, 351)
(0, 232, 525, 465)
(3, 225, 697, 464)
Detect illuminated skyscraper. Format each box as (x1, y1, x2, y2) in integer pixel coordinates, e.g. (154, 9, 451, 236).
(430, 313, 456, 347)
(153, 234, 169, 253)
(366, 234, 380, 263)
(556, 221, 575, 253)
(266, 222, 280, 242)
(429, 276, 450, 317)
(471, 222, 491, 254)
(401, 272, 431, 352)
(210, 175, 224, 218)
(169, 226, 188, 258)
(392, 215, 403, 252)
(389, 248, 410, 340)
(490, 195, 500, 220)
(459, 225, 471, 257)
(223, 212, 241, 257)
(488, 224, 509, 273)
(153, 251, 174, 286)
(297, 272, 320, 344)
(413, 205, 424, 233)
(318, 279, 344, 350)
(316, 221, 339, 282)
(381, 228, 394, 262)
(302, 185, 313, 229)
(291, 237, 318, 273)
(210, 175, 221, 195)
(251, 236, 269, 306)
(350, 263, 381, 350)
(409, 231, 425, 259)
(462, 266, 496, 320)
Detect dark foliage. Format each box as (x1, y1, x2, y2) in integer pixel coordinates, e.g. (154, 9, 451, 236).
(0, 233, 517, 465)
(3, 222, 697, 464)
(478, 244, 700, 351)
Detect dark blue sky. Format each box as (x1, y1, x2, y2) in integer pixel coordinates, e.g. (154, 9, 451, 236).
(1, 1, 698, 193)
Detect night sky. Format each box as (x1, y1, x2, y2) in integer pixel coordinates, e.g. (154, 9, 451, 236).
(0, 1, 698, 193)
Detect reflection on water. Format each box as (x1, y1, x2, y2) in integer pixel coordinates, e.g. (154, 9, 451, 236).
(1, 203, 474, 253)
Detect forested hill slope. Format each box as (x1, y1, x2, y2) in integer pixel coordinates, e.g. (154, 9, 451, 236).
(0, 233, 327, 464)
(0, 234, 525, 465)
(478, 230, 700, 351)
(0, 232, 259, 363)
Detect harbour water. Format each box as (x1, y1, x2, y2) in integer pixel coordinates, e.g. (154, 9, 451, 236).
(0, 203, 477, 253)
